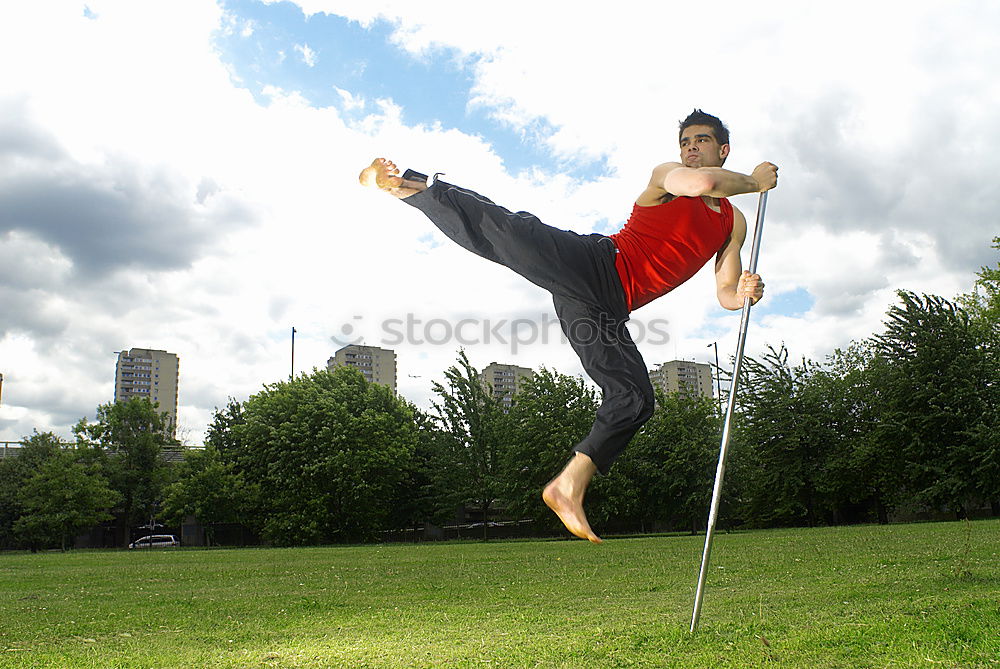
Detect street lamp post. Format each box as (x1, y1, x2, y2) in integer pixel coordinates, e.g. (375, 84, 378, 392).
(291, 327, 296, 380)
(706, 341, 722, 414)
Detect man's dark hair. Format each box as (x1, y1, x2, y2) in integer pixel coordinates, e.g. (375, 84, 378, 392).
(678, 109, 730, 146)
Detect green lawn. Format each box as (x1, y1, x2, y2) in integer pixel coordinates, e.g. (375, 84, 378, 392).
(1, 520, 998, 668)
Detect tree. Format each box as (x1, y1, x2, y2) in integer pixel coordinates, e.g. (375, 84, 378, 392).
(205, 397, 245, 459)
(0, 431, 64, 549)
(501, 368, 600, 535)
(161, 446, 247, 545)
(730, 345, 834, 527)
(227, 366, 418, 545)
(959, 236, 1000, 326)
(386, 407, 451, 534)
(615, 389, 720, 533)
(428, 350, 509, 539)
(14, 448, 119, 551)
(75, 397, 174, 546)
(873, 291, 994, 518)
(0, 456, 20, 549)
(957, 238, 1000, 512)
(821, 343, 901, 524)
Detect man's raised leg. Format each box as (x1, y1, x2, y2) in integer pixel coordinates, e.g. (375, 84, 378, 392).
(543, 452, 602, 544)
(360, 158, 611, 545)
(358, 158, 427, 198)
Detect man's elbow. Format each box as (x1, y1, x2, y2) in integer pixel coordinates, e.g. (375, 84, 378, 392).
(718, 298, 741, 311)
(717, 288, 741, 311)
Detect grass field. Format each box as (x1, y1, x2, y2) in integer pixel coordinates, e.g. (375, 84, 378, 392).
(1, 520, 998, 668)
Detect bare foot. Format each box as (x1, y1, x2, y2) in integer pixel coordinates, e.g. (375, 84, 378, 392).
(358, 157, 425, 198)
(542, 453, 602, 544)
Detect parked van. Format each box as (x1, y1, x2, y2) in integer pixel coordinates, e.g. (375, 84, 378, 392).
(128, 535, 180, 549)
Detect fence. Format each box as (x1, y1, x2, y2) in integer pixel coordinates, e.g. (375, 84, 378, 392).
(1, 441, 35, 459)
(1, 441, 191, 461)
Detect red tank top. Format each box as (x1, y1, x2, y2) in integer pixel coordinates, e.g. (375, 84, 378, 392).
(609, 196, 734, 311)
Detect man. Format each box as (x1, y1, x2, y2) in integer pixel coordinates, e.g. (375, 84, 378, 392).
(360, 109, 776, 543)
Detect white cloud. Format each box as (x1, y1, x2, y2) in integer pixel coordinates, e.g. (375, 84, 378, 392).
(334, 86, 366, 112)
(294, 43, 317, 67)
(1, 0, 997, 446)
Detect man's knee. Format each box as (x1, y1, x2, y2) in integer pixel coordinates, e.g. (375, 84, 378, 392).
(634, 387, 656, 426)
(616, 384, 654, 429)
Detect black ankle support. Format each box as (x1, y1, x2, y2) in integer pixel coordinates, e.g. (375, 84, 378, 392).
(401, 168, 429, 183)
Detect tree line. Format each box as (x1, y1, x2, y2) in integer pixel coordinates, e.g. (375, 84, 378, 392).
(2, 239, 996, 550)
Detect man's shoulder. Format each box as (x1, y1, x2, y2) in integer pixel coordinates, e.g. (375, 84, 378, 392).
(652, 161, 683, 175)
(728, 203, 746, 231)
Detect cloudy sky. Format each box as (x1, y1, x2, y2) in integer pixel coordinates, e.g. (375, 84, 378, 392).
(1, 0, 998, 445)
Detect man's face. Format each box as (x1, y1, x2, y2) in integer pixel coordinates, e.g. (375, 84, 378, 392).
(679, 124, 729, 168)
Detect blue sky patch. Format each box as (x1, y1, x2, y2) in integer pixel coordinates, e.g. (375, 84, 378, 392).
(753, 286, 815, 318)
(692, 286, 815, 341)
(215, 0, 608, 179)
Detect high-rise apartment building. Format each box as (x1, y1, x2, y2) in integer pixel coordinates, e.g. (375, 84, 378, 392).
(482, 362, 534, 412)
(328, 345, 397, 393)
(648, 360, 714, 399)
(114, 348, 179, 436)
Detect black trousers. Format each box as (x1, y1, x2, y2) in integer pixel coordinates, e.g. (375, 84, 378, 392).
(405, 180, 655, 474)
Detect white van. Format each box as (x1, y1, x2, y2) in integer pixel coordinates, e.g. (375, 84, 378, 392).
(128, 535, 180, 549)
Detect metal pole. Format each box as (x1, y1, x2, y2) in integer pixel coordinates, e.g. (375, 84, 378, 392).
(291, 327, 296, 380)
(690, 191, 768, 634)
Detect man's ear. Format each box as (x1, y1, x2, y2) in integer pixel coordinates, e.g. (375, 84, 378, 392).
(719, 143, 731, 162)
